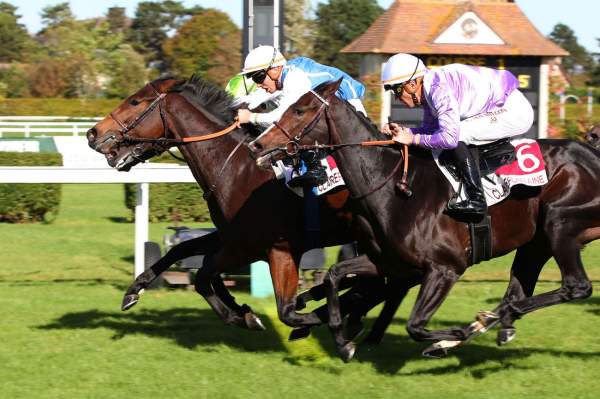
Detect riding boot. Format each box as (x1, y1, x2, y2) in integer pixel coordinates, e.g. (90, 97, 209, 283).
(446, 142, 487, 216)
(288, 152, 328, 188)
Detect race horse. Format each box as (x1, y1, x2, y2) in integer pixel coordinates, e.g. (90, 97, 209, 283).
(87, 77, 405, 339)
(249, 80, 597, 360)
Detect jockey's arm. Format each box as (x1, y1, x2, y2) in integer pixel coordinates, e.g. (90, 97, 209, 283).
(409, 84, 460, 149)
(251, 69, 312, 127)
(233, 88, 280, 110)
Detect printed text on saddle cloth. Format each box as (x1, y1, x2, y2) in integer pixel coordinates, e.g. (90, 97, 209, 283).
(495, 139, 547, 185)
(435, 138, 548, 206)
(273, 155, 345, 197)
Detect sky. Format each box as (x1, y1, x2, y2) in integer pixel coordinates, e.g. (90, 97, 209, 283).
(6, 0, 600, 52)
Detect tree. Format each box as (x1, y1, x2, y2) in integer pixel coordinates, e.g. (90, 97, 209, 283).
(126, 1, 204, 71)
(41, 2, 74, 28)
(106, 7, 127, 34)
(587, 38, 600, 87)
(284, 0, 314, 58)
(162, 9, 240, 86)
(103, 44, 148, 98)
(0, 2, 33, 62)
(312, 0, 382, 77)
(549, 23, 594, 75)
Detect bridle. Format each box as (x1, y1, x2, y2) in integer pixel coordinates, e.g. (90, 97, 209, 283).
(96, 81, 246, 199)
(266, 89, 412, 199)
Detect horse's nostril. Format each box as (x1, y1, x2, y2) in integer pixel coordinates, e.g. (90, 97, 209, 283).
(87, 128, 97, 144)
(249, 141, 262, 153)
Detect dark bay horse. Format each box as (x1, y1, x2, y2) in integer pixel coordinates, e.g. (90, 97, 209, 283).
(249, 80, 598, 359)
(87, 77, 400, 336)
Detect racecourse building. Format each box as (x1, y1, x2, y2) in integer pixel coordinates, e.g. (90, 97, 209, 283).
(342, 0, 567, 138)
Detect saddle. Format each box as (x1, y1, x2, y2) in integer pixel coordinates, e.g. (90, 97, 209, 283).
(438, 138, 516, 181)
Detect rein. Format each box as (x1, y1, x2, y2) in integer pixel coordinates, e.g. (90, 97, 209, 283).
(106, 81, 247, 200)
(268, 90, 411, 199)
(108, 81, 239, 147)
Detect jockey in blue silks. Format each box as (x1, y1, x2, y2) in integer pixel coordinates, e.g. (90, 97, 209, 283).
(236, 45, 366, 128)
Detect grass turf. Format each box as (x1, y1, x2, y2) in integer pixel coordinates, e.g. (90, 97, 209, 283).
(0, 184, 599, 398)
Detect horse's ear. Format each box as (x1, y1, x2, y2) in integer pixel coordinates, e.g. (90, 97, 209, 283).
(320, 78, 343, 99)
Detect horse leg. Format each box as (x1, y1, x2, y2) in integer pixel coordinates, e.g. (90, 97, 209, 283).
(451, 234, 552, 347)
(405, 264, 465, 344)
(494, 236, 551, 345)
(194, 253, 265, 330)
(122, 232, 220, 311)
(324, 255, 381, 362)
(497, 239, 592, 332)
(289, 276, 384, 342)
(363, 276, 419, 345)
(296, 276, 357, 310)
(267, 243, 323, 328)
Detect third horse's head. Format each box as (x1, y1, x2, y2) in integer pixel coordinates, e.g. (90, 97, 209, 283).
(249, 79, 342, 168)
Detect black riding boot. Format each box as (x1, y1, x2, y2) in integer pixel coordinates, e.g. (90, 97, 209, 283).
(288, 151, 328, 188)
(446, 142, 487, 216)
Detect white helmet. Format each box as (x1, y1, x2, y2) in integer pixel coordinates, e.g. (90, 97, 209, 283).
(241, 45, 286, 75)
(381, 53, 427, 87)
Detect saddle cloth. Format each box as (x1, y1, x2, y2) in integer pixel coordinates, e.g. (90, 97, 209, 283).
(272, 155, 346, 197)
(434, 138, 548, 206)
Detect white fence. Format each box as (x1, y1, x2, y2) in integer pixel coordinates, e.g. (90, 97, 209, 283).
(0, 116, 102, 138)
(0, 164, 196, 278)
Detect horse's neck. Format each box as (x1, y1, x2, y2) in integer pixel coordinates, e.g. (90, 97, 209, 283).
(330, 101, 448, 215)
(166, 103, 272, 222)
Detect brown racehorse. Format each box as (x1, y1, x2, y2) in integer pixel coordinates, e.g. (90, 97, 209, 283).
(86, 77, 403, 338)
(249, 80, 598, 360)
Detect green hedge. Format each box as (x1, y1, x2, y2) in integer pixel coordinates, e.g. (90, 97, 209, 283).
(0, 98, 122, 117)
(0, 152, 63, 223)
(124, 153, 210, 222)
(124, 183, 211, 222)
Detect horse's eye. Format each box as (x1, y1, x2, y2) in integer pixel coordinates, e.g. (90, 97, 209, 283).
(294, 108, 304, 116)
(130, 99, 141, 106)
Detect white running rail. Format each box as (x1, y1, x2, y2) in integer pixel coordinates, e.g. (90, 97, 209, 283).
(0, 116, 103, 138)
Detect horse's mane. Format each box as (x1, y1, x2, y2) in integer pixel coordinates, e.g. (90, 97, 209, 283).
(170, 75, 235, 124)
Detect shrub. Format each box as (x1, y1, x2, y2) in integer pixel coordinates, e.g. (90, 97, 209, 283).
(124, 152, 211, 222)
(124, 183, 210, 222)
(0, 152, 63, 223)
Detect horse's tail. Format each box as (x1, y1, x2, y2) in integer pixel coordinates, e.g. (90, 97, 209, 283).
(584, 124, 600, 150)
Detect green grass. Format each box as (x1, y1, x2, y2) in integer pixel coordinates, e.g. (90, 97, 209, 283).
(0, 184, 599, 398)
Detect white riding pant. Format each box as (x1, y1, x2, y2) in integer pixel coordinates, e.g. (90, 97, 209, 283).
(459, 90, 534, 145)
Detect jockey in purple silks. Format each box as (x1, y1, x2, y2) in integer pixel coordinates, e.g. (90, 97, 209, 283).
(381, 53, 534, 216)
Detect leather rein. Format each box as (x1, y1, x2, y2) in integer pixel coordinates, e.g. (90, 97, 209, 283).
(105, 81, 244, 199)
(269, 90, 411, 199)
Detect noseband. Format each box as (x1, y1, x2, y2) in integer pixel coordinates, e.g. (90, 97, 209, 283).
(273, 90, 330, 156)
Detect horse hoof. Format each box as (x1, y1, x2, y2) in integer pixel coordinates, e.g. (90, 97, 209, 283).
(288, 327, 311, 341)
(244, 312, 266, 331)
(422, 346, 448, 359)
(422, 340, 461, 358)
(121, 294, 139, 311)
(497, 328, 516, 346)
(476, 310, 500, 330)
(339, 342, 356, 363)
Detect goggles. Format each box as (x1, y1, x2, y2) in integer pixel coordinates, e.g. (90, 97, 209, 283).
(384, 83, 405, 96)
(248, 69, 269, 84)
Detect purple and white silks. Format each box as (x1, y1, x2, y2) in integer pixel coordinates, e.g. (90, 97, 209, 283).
(409, 64, 520, 149)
